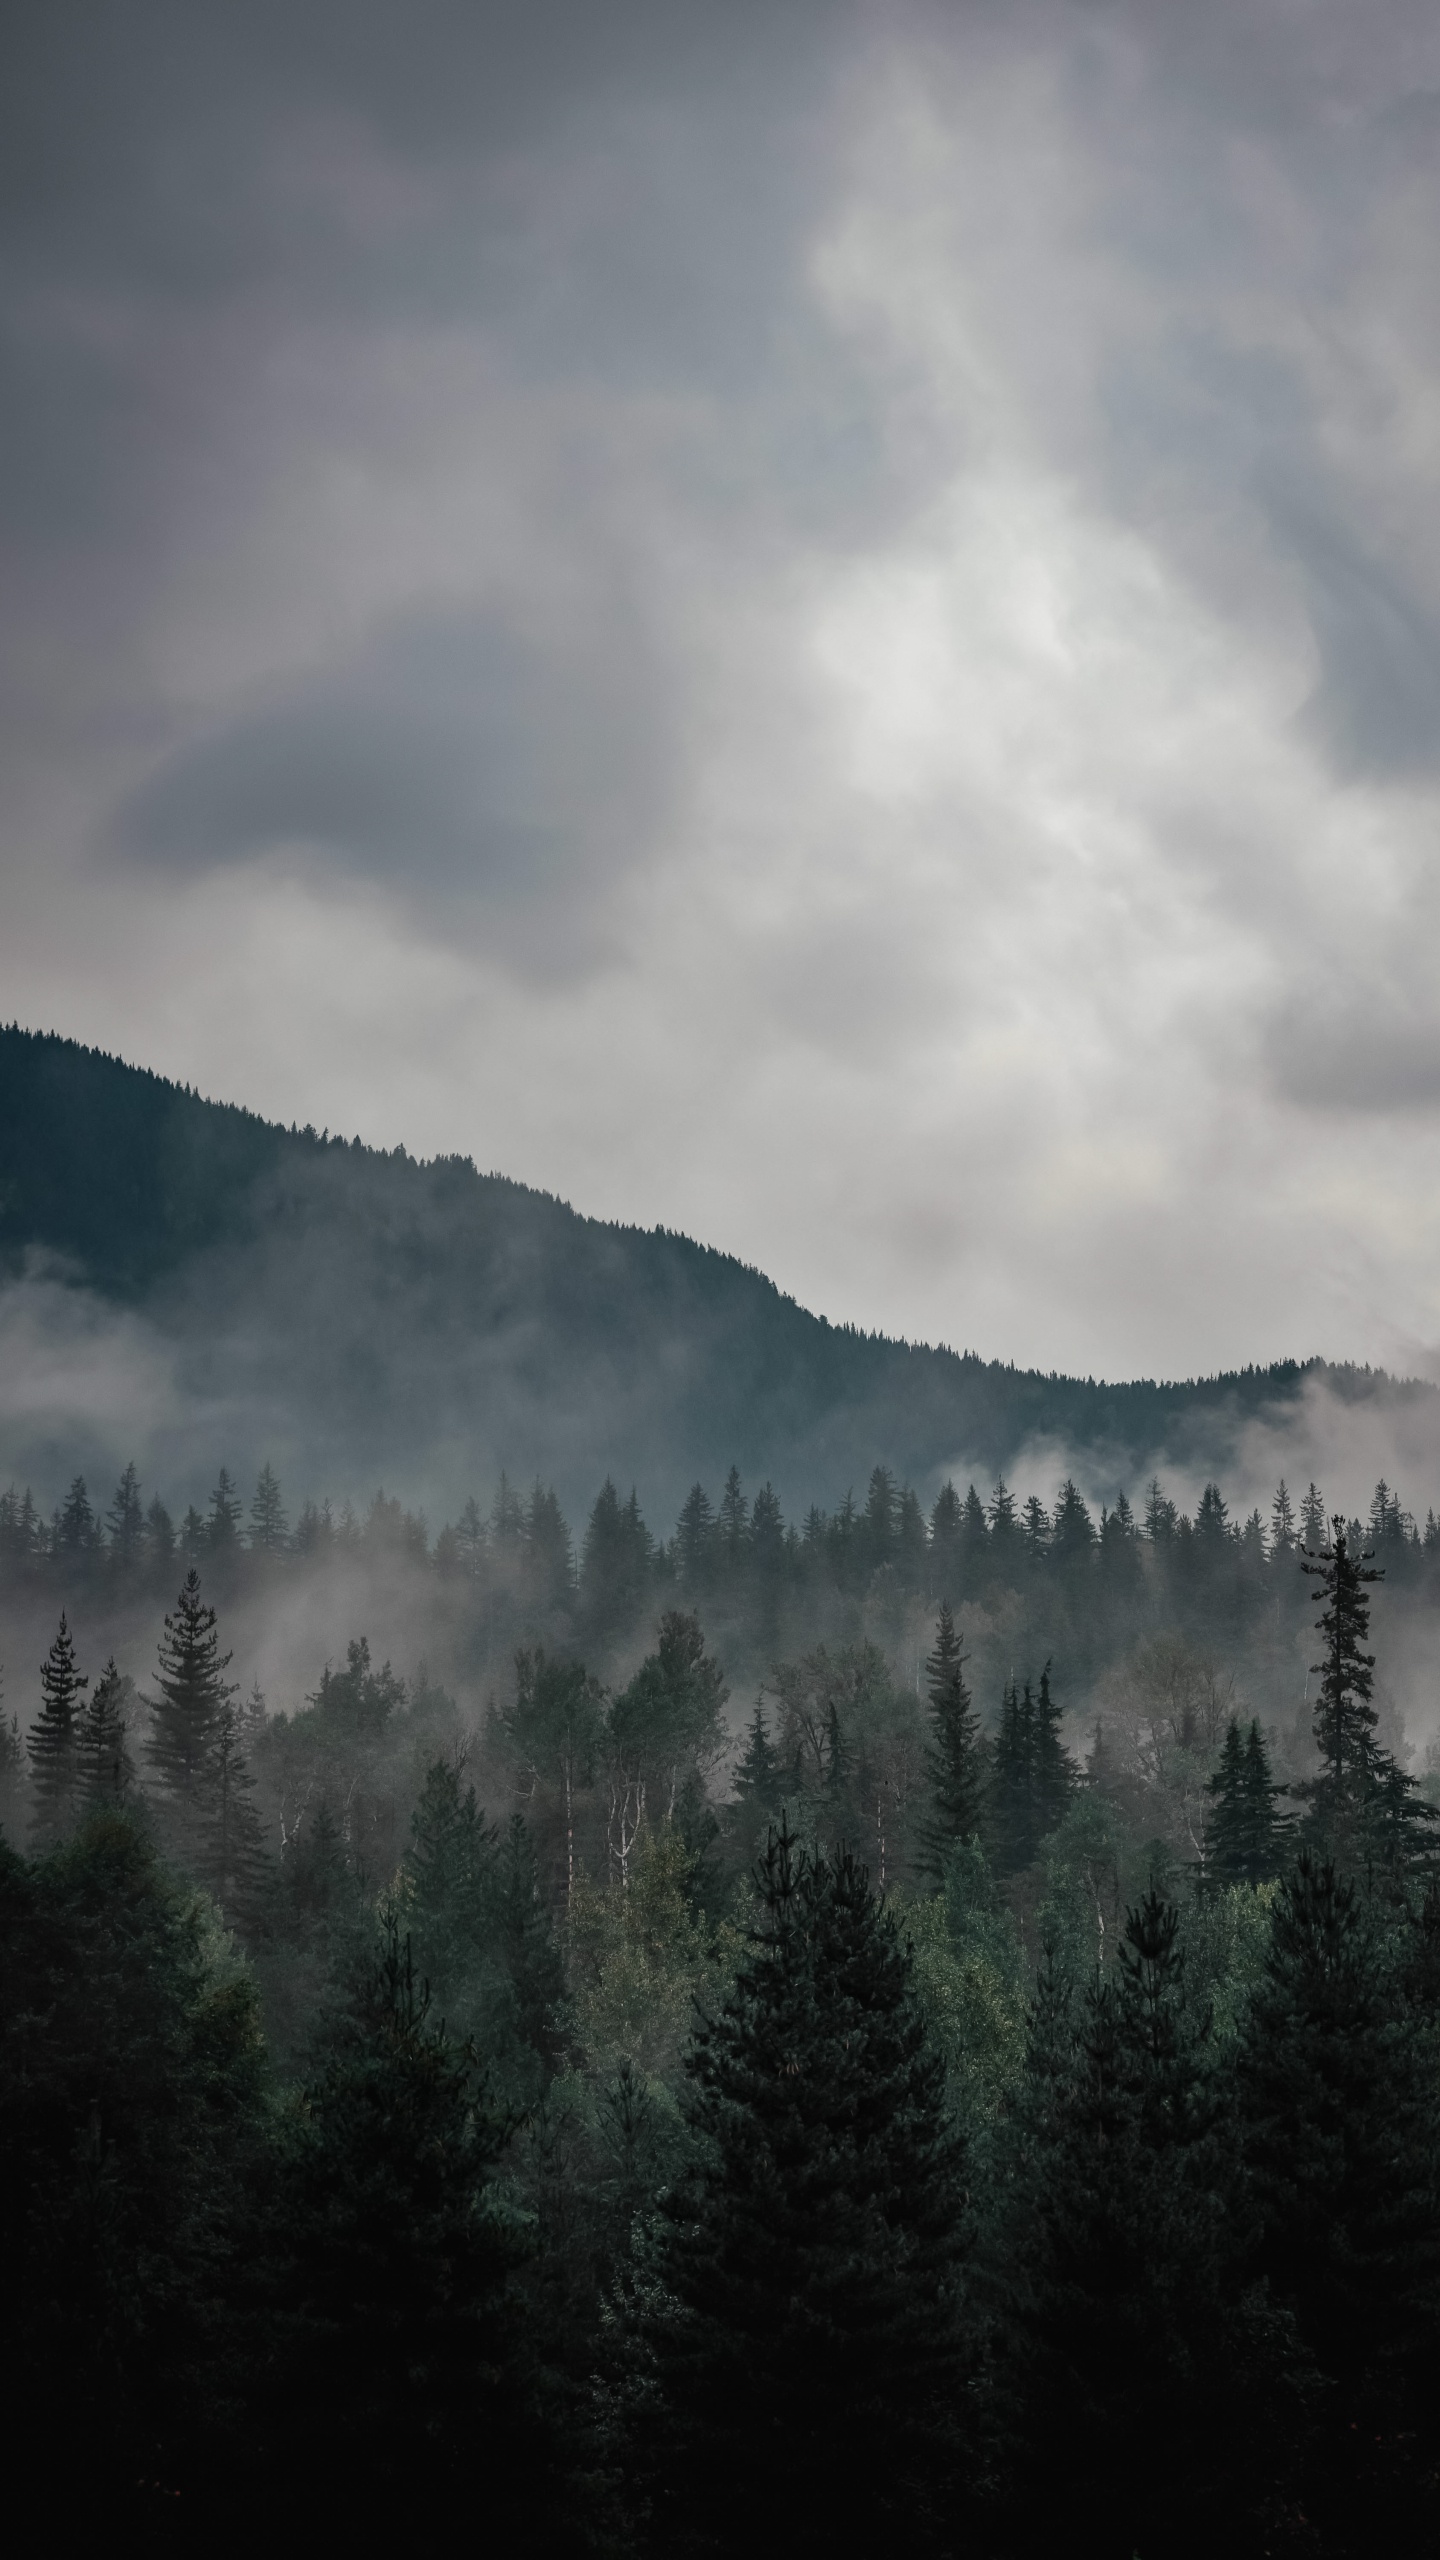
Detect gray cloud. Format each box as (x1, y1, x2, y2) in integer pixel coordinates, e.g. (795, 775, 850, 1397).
(11, 2, 1440, 1381)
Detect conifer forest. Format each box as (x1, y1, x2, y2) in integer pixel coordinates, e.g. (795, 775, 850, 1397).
(6, 1448, 1440, 2549)
(13, 5, 1440, 2553)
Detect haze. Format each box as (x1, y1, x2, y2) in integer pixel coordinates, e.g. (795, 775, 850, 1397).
(6, 0, 1440, 1380)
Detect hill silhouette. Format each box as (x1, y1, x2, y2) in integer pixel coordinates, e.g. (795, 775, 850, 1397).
(0, 1025, 1421, 1519)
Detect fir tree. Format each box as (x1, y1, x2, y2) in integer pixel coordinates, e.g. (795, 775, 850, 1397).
(201, 1697, 268, 1919)
(248, 1462, 289, 1555)
(27, 1613, 88, 1839)
(675, 1483, 716, 1589)
(145, 1569, 236, 1824)
(1005, 1893, 1296, 2550)
(642, 1819, 967, 2555)
(1298, 1515, 1433, 1868)
(145, 1494, 175, 1570)
(105, 1462, 144, 1572)
(207, 1469, 243, 1553)
(929, 1478, 964, 1595)
(1299, 1480, 1327, 1551)
(76, 1657, 136, 1809)
(921, 1602, 984, 1874)
(1232, 1854, 1440, 2529)
(54, 1476, 98, 1558)
(717, 1465, 748, 1562)
(1031, 1660, 1074, 1838)
(732, 1701, 778, 1817)
(1270, 1478, 1297, 1564)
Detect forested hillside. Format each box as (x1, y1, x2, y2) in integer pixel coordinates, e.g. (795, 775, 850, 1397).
(0, 1024, 1424, 1521)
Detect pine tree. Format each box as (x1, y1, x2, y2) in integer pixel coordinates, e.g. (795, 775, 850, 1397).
(921, 1603, 984, 1873)
(76, 1657, 136, 1809)
(1296, 1515, 1433, 1868)
(929, 1479, 964, 1596)
(1270, 1479, 1297, 1564)
(989, 1678, 1033, 1876)
(1232, 1854, 1440, 2529)
(105, 1462, 144, 1572)
(1299, 1480, 1327, 1551)
(200, 1697, 268, 1919)
(207, 1469, 243, 1554)
(733, 1701, 778, 1817)
(717, 1465, 748, 1562)
(675, 1483, 716, 1589)
(53, 1476, 98, 1558)
(248, 1462, 289, 1554)
(145, 1569, 236, 1823)
(27, 1614, 88, 1839)
(1006, 1893, 1295, 2549)
(1204, 1717, 1249, 1885)
(145, 1494, 175, 1570)
(1031, 1661, 1075, 1838)
(250, 1906, 543, 2530)
(642, 1820, 967, 2555)
(1022, 1492, 1051, 1560)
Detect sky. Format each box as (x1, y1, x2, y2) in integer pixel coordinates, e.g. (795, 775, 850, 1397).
(8, 0, 1440, 1386)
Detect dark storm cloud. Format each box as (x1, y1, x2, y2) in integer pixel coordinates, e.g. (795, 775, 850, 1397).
(111, 601, 678, 958)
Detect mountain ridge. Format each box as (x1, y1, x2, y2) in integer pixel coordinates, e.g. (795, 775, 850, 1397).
(0, 1024, 1426, 1519)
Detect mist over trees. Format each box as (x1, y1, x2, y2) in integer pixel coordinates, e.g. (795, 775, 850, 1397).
(4, 1435, 1440, 2544)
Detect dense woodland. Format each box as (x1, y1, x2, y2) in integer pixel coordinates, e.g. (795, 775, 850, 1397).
(5, 1446, 1440, 2547)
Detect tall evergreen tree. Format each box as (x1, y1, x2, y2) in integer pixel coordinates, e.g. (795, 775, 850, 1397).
(1004, 1894, 1296, 2552)
(1298, 1515, 1432, 1868)
(641, 1820, 967, 2556)
(105, 1462, 144, 1572)
(717, 1465, 748, 1563)
(921, 1602, 984, 1873)
(207, 1469, 243, 1554)
(247, 1463, 289, 1555)
(53, 1476, 98, 1558)
(146, 1569, 236, 1824)
(76, 1657, 136, 1810)
(27, 1614, 88, 1840)
(732, 1701, 778, 1819)
(929, 1478, 964, 1597)
(201, 1697, 268, 1919)
(1232, 1854, 1440, 2532)
(675, 1484, 716, 1589)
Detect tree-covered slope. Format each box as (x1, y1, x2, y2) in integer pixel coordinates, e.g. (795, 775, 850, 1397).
(0, 1025, 1420, 1514)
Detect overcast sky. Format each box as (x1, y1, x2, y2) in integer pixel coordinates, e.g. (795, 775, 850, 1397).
(8, 0, 1440, 1384)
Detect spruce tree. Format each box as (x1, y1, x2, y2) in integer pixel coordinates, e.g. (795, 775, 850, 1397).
(76, 1657, 136, 1809)
(1004, 1893, 1296, 2551)
(1231, 1854, 1440, 2530)
(1031, 1660, 1074, 1838)
(247, 1462, 289, 1555)
(105, 1462, 144, 1573)
(27, 1613, 88, 1839)
(200, 1698, 268, 1920)
(207, 1469, 243, 1553)
(989, 1677, 1033, 1875)
(642, 1819, 967, 2555)
(921, 1602, 984, 1874)
(732, 1701, 778, 1820)
(145, 1569, 236, 1827)
(1298, 1516, 1433, 1868)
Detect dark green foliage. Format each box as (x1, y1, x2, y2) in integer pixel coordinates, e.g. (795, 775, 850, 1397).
(921, 1601, 984, 1872)
(639, 1820, 967, 2556)
(989, 1662, 1075, 1875)
(106, 1461, 145, 1570)
(145, 1569, 236, 1821)
(0, 1814, 266, 2508)
(1002, 1894, 1298, 2554)
(27, 1612, 88, 1840)
(76, 1656, 137, 1810)
(1205, 1716, 1286, 1886)
(1231, 1854, 1440, 2530)
(243, 1906, 548, 2531)
(247, 1461, 288, 1554)
(199, 1698, 268, 1923)
(1298, 1517, 1435, 1869)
